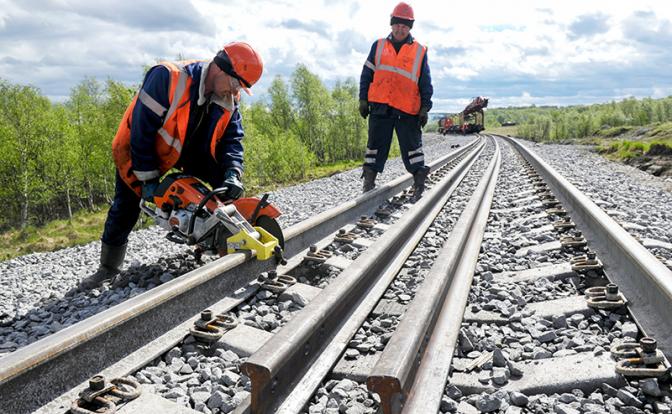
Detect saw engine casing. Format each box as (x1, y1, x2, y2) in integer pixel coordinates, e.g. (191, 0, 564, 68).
(142, 173, 283, 256)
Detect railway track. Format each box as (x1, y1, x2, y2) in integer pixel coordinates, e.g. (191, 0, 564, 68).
(0, 136, 481, 413)
(2, 134, 671, 414)
(363, 136, 672, 414)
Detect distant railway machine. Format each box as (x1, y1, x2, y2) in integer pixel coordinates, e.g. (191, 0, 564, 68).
(439, 96, 489, 135)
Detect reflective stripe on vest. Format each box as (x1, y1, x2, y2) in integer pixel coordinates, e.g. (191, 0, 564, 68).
(372, 39, 425, 83)
(367, 38, 426, 115)
(156, 62, 189, 155)
(138, 89, 166, 118)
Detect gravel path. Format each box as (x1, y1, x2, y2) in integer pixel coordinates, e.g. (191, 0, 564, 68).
(0, 133, 471, 357)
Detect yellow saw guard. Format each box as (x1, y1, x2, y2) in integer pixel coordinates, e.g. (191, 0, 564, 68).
(226, 226, 279, 260)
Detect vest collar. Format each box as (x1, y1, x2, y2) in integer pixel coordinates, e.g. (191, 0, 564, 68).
(197, 60, 235, 112)
(387, 33, 414, 45)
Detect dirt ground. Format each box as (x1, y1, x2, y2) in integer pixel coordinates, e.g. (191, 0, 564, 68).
(623, 154, 672, 178)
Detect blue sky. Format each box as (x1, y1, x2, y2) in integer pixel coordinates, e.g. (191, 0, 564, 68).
(0, 0, 670, 113)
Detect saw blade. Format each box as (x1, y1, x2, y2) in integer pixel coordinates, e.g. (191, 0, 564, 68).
(255, 215, 285, 249)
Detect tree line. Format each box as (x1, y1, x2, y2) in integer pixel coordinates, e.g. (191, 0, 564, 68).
(486, 96, 672, 141)
(0, 64, 368, 231)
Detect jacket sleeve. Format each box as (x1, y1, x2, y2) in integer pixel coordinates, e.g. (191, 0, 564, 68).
(359, 41, 378, 101)
(130, 66, 171, 181)
(418, 50, 433, 112)
(216, 106, 245, 175)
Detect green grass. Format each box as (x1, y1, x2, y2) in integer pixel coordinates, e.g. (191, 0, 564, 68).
(0, 160, 372, 261)
(0, 210, 106, 261)
(0, 209, 159, 261)
(563, 121, 672, 162)
(595, 125, 635, 138)
(306, 160, 363, 179)
(485, 125, 519, 136)
(597, 138, 672, 160)
(648, 121, 672, 138)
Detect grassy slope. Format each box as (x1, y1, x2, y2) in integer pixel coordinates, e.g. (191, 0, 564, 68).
(592, 122, 672, 160)
(485, 122, 672, 162)
(484, 125, 519, 136)
(0, 159, 363, 261)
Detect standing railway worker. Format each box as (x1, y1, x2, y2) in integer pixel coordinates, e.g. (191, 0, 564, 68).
(78, 42, 263, 290)
(358, 2, 433, 195)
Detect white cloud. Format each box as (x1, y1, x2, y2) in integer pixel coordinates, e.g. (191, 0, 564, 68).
(652, 87, 672, 99)
(441, 66, 479, 82)
(0, 0, 670, 110)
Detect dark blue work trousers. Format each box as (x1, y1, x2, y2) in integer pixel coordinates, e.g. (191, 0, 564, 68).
(363, 114, 426, 174)
(102, 154, 226, 247)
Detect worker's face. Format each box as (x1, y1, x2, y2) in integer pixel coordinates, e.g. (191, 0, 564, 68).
(391, 23, 411, 42)
(213, 69, 242, 98)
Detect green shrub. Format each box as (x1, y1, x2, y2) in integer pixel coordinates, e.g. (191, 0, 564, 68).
(244, 123, 315, 190)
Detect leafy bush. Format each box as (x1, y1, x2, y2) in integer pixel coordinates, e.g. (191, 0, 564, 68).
(243, 116, 315, 189)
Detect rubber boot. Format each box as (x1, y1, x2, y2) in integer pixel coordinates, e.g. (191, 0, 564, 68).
(362, 166, 378, 193)
(412, 167, 430, 199)
(78, 242, 127, 290)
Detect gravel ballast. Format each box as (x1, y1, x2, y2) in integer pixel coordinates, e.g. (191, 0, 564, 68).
(439, 138, 672, 414)
(518, 140, 672, 265)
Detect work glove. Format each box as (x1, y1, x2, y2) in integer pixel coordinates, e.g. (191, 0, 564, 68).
(141, 178, 160, 202)
(418, 107, 429, 128)
(359, 99, 369, 119)
(221, 169, 244, 200)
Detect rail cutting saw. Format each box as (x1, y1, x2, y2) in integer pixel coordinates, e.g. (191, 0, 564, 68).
(140, 173, 285, 262)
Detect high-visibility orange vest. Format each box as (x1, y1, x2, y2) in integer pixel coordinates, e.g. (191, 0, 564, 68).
(367, 38, 426, 115)
(112, 61, 233, 196)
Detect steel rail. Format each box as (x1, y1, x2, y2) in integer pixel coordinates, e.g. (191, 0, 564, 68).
(503, 136, 672, 356)
(272, 141, 489, 414)
(402, 136, 500, 413)
(367, 141, 501, 414)
(238, 140, 488, 413)
(0, 138, 480, 414)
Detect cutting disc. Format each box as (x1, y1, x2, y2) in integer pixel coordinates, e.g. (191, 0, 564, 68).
(255, 215, 285, 249)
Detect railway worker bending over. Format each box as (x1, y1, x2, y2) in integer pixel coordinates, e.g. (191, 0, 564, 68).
(78, 42, 263, 290)
(358, 2, 434, 196)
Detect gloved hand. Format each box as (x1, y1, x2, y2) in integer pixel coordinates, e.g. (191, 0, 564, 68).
(418, 107, 429, 128)
(141, 178, 160, 202)
(221, 169, 244, 200)
(359, 99, 369, 119)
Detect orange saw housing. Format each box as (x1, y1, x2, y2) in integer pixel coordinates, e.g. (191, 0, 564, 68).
(152, 174, 281, 223)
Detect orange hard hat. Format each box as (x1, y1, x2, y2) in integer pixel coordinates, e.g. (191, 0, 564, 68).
(391, 2, 414, 21)
(215, 42, 263, 95)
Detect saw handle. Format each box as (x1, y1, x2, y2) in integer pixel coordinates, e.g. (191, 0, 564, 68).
(166, 232, 187, 244)
(249, 193, 270, 224)
(187, 186, 229, 241)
